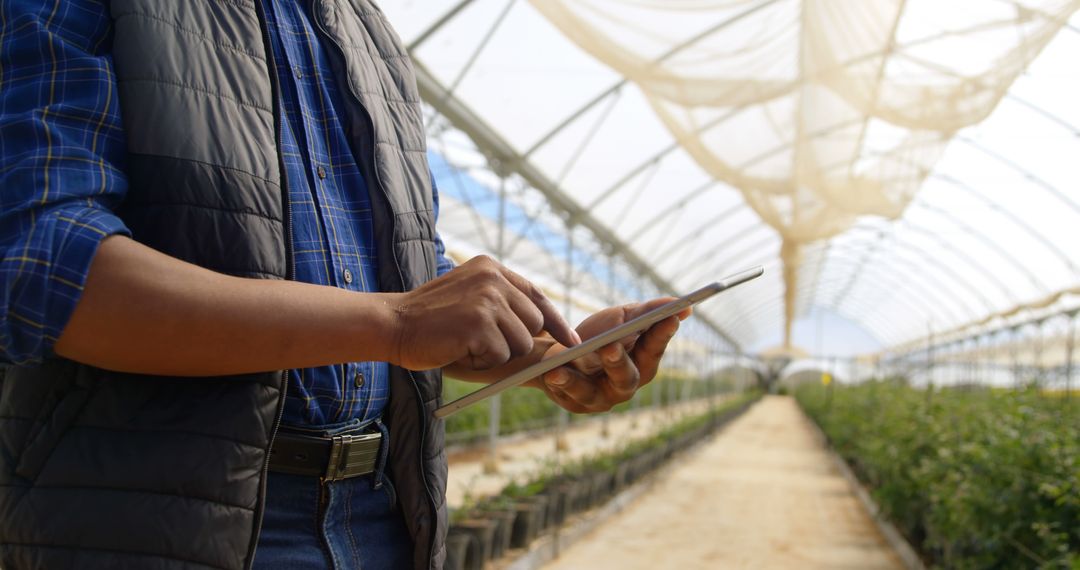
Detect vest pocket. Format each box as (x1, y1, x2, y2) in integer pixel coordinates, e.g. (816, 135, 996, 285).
(12, 362, 99, 481)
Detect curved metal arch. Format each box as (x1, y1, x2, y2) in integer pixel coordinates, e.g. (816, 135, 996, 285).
(437, 0, 519, 106)
(659, 214, 773, 279)
(831, 292, 943, 348)
(409, 0, 480, 51)
(815, 297, 915, 347)
(912, 200, 1048, 294)
(896, 221, 1017, 305)
(553, 88, 625, 186)
(720, 290, 903, 350)
(809, 261, 967, 336)
(721, 293, 789, 340)
(810, 245, 978, 326)
(1005, 93, 1080, 137)
(521, 0, 786, 159)
(625, 179, 724, 247)
(643, 201, 756, 263)
(833, 222, 1005, 313)
(786, 242, 980, 345)
(711, 290, 781, 339)
(646, 200, 755, 262)
(719, 304, 779, 346)
(705, 278, 783, 334)
(806, 272, 952, 335)
(680, 231, 780, 286)
(584, 106, 749, 211)
(686, 219, 1004, 317)
(709, 280, 783, 325)
(801, 261, 963, 336)
(823, 226, 892, 312)
(415, 65, 744, 348)
(805, 234, 978, 319)
(932, 173, 1078, 275)
(959, 135, 1080, 218)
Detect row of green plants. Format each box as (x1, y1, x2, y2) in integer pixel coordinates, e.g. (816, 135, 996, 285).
(442, 374, 724, 445)
(796, 381, 1078, 569)
(444, 390, 763, 570)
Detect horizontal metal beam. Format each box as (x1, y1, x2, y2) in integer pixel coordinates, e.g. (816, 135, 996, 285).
(413, 60, 742, 350)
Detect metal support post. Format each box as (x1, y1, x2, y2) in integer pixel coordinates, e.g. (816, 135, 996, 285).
(1011, 325, 1022, 388)
(601, 253, 615, 438)
(483, 177, 507, 474)
(927, 321, 935, 390)
(555, 223, 573, 453)
(973, 334, 982, 387)
(1066, 312, 1076, 400)
(1034, 319, 1045, 389)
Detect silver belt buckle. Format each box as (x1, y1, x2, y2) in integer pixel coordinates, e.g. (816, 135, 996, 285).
(324, 432, 381, 482)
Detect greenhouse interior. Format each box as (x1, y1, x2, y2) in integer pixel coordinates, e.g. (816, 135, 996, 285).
(2, 0, 1078, 569)
(386, 1, 1079, 568)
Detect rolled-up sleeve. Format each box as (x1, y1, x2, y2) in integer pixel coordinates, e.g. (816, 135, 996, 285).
(0, 0, 130, 364)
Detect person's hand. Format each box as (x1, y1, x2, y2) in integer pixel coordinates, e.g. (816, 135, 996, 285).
(387, 256, 581, 371)
(526, 298, 692, 413)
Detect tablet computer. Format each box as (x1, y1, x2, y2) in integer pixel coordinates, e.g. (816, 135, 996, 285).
(433, 265, 764, 419)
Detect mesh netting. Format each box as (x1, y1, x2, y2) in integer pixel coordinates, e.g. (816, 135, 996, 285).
(530, 0, 1080, 344)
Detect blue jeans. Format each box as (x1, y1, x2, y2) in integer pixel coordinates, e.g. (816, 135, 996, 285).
(253, 419, 413, 569)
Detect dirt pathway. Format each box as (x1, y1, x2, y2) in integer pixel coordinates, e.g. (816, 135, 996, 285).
(446, 398, 717, 508)
(541, 396, 904, 570)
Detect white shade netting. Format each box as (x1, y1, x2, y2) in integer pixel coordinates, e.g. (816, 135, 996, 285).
(529, 0, 1080, 344)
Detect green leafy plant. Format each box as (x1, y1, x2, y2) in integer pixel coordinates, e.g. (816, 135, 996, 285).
(442, 375, 734, 446)
(491, 390, 762, 503)
(796, 381, 1079, 569)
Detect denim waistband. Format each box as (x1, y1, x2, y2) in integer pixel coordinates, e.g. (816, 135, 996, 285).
(280, 415, 381, 437)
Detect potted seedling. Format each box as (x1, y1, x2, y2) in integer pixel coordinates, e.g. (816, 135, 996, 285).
(444, 524, 476, 570)
(502, 479, 548, 547)
(477, 495, 516, 560)
(449, 487, 499, 565)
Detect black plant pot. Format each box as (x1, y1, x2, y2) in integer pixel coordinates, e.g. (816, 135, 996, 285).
(588, 472, 610, 508)
(614, 461, 631, 491)
(452, 518, 498, 565)
(510, 501, 545, 548)
(541, 485, 571, 527)
(484, 507, 516, 560)
(444, 529, 474, 570)
(523, 494, 550, 530)
(566, 478, 590, 514)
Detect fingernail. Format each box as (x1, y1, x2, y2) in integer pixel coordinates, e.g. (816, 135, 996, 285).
(667, 322, 680, 339)
(604, 345, 622, 363)
(547, 370, 570, 387)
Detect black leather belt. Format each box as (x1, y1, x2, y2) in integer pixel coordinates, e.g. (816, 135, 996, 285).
(269, 431, 382, 482)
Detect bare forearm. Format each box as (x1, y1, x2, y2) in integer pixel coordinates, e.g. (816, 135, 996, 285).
(54, 236, 399, 376)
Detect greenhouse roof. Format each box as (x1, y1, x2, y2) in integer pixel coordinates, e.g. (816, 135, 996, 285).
(382, 0, 1080, 355)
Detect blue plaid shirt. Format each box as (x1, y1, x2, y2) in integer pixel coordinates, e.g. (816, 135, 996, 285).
(0, 0, 453, 427)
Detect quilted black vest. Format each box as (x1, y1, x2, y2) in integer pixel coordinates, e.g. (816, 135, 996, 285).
(0, 1, 447, 568)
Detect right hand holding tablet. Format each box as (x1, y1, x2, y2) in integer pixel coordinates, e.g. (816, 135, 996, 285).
(387, 255, 581, 371)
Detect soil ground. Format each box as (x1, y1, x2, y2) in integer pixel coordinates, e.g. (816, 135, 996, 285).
(539, 396, 904, 570)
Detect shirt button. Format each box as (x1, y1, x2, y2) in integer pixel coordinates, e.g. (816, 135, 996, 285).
(317, 166, 327, 179)
(293, 65, 303, 79)
(354, 371, 365, 388)
(343, 268, 354, 284)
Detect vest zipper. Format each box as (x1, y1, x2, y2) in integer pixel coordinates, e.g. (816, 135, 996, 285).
(310, 4, 439, 567)
(248, 2, 292, 569)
